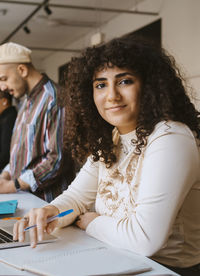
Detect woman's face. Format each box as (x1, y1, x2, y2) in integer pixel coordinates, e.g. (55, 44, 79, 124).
(93, 66, 141, 134)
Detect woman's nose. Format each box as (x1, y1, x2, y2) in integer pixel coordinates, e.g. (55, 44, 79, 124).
(107, 85, 121, 102)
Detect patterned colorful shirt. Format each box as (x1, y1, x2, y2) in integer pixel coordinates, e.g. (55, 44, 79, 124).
(4, 74, 64, 202)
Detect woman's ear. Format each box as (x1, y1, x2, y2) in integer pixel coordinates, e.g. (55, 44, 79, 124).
(17, 64, 28, 78)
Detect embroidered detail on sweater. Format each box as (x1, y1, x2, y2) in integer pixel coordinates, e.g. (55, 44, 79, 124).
(97, 153, 140, 219)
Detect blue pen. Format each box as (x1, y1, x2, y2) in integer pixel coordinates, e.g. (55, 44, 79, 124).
(24, 209, 74, 231)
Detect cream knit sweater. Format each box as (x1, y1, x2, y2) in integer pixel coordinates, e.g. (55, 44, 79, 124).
(51, 121, 200, 268)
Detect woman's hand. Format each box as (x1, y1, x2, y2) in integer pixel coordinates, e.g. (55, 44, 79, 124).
(75, 212, 99, 230)
(13, 205, 59, 248)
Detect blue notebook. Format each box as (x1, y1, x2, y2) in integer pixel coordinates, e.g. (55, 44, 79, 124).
(0, 200, 18, 215)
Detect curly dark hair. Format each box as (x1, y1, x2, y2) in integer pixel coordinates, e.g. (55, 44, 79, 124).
(63, 35, 199, 167)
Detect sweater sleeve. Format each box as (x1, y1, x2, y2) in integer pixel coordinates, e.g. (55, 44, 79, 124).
(86, 122, 199, 256)
(50, 156, 99, 227)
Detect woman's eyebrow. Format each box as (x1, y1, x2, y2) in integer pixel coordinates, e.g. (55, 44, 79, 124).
(93, 77, 107, 83)
(93, 72, 134, 82)
(115, 72, 134, 78)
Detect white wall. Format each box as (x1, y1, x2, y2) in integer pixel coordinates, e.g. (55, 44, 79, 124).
(42, 0, 200, 109)
(160, 0, 200, 110)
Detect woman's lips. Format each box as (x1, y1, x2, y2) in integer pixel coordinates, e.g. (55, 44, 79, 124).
(106, 105, 126, 111)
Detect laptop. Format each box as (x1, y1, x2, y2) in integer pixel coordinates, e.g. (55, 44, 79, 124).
(0, 218, 57, 249)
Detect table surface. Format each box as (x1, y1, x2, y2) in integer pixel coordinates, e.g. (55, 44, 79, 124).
(0, 192, 179, 276)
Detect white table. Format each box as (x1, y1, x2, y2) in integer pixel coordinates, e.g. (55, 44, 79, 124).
(0, 192, 179, 276)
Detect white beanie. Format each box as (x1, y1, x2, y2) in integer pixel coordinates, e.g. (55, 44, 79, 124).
(0, 42, 32, 64)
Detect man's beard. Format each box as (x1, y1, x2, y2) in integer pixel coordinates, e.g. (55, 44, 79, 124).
(13, 79, 29, 99)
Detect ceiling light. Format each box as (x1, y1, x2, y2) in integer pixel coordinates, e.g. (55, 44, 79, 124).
(23, 26, 31, 34)
(44, 5, 52, 15)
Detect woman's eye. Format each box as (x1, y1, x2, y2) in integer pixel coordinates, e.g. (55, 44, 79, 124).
(119, 79, 134, 85)
(95, 83, 106, 89)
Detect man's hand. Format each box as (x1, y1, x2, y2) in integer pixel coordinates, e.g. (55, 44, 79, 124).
(0, 179, 16, 193)
(0, 178, 30, 193)
(75, 212, 99, 230)
(0, 171, 11, 180)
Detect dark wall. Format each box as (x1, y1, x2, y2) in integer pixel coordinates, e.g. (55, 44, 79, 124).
(125, 19, 161, 47)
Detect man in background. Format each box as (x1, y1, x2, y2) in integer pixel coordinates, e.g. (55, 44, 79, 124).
(0, 42, 66, 202)
(0, 89, 17, 172)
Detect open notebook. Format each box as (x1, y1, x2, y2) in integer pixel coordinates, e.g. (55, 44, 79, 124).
(0, 218, 57, 249)
(0, 226, 153, 276)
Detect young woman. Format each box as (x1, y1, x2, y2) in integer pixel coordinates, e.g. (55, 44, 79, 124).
(14, 36, 200, 276)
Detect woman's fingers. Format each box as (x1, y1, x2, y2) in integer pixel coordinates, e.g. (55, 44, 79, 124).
(28, 208, 39, 248)
(13, 205, 59, 248)
(13, 216, 28, 242)
(34, 208, 48, 243)
(75, 212, 99, 230)
(46, 220, 58, 234)
(41, 205, 59, 235)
